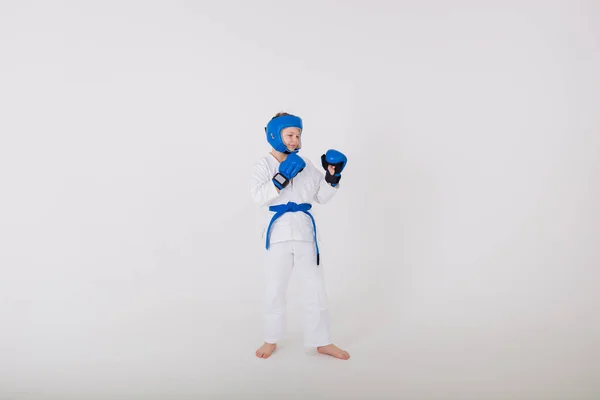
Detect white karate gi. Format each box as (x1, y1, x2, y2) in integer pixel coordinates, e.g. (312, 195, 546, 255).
(250, 153, 339, 347)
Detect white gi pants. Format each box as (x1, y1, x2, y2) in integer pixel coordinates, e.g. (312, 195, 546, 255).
(263, 240, 332, 347)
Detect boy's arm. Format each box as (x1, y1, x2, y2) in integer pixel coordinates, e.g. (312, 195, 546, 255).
(313, 163, 339, 205)
(250, 160, 281, 207)
(314, 178, 339, 204)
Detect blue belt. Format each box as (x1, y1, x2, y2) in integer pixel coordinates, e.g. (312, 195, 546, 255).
(265, 201, 320, 265)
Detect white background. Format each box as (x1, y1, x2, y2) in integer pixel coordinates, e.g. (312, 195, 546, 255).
(1, 1, 599, 399)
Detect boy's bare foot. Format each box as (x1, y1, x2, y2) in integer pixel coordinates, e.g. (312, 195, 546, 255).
(317, 344, 350, 360)
(255, 342, 277, 359)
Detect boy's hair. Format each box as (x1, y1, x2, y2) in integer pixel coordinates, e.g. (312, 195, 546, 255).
(272, 112, 291, 120)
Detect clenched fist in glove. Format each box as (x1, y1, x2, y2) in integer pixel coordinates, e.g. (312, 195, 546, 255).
(321, 149, 347, 187)
(272, 152, 306, 190)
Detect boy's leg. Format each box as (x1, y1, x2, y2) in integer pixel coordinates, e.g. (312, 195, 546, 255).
(293, 241, 332, 347)
(263, 241, 294, 344)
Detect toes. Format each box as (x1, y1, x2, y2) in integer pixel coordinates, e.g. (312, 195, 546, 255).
(257, 342, 278, 359)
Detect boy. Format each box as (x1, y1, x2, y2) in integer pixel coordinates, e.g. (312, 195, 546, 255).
(250, 112, 350, 360)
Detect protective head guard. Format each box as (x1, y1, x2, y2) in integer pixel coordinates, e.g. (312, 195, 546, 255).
(265, 114, 303, 154)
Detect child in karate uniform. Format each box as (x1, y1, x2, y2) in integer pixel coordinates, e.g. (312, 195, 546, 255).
(250, 112, 350, 360)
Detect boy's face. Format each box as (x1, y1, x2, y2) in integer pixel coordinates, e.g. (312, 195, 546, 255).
(281, 127, 301, 152)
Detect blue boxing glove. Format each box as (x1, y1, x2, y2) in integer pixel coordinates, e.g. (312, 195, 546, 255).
(321, 149, 347, 186)
(272, 152, 306, 190)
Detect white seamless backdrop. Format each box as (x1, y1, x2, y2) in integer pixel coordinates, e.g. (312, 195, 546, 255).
(0, 1, 598, 399)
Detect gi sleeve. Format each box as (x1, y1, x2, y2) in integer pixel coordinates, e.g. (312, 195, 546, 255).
(250, 159, 281, 207)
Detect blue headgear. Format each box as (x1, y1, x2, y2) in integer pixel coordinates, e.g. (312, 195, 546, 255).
(265, 115, 303, 154)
